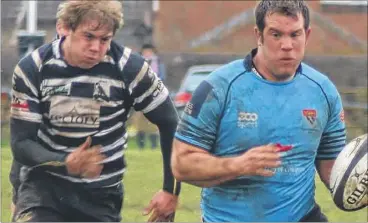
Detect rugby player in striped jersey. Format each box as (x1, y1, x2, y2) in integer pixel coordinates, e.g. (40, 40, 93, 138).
(10, 1, 180, 222)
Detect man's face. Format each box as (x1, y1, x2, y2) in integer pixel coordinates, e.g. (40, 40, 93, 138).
(141, 48, 156, 60)
(256, 12, 311, 79)
(65, 20, 113, 69)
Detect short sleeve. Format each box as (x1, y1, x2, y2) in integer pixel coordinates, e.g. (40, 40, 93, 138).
(317, 82, 346, 160)
(129, 61, 169, 114)
(11, 52, 42, 123)
(175, 80, 223, 151)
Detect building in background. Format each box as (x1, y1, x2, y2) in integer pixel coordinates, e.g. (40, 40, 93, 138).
(153, 0, 367, 55)
(1, 0, 153, 88)
(1, 1, 366, 137)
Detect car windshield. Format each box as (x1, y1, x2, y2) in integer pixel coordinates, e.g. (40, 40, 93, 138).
(180, 71, 211, 92)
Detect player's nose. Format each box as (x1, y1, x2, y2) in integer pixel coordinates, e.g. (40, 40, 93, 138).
(281, 37, 293, 51)
(89, 39, 100, 52)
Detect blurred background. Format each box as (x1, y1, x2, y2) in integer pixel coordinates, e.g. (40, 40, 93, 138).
(1, 0, 367, 139)
(1, 0, 367, 222)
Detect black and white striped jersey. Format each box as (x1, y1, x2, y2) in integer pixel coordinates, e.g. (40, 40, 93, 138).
(11, 37, 169, 188)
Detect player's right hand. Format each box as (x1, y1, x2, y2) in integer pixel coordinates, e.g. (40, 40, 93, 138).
(234, 144, 282, 177)
(65, 136, 105, 178)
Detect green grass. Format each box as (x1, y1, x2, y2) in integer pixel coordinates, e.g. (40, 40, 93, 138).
(1, 130, 367, 222)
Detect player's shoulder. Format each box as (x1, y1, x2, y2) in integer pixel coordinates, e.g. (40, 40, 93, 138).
(300, 62, 329, 82)
(109, 41, 145, 67)
(206, 59, 246, 89)
(108, 41, 147, 81)
(18, 41, 53, 65)
(300, 62, 339, 94)
(38, 41, 54, 62)
(15, 41, 55, 82)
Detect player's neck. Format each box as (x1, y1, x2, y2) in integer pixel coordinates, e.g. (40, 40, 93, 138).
(253, 51, 295, 82)
(252, 54, 274, 81)
(61, 38, 79, 68)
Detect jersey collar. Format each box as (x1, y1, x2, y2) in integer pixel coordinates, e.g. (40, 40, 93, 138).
(243, 48, 303, 75)
(52, 36, 65, 59)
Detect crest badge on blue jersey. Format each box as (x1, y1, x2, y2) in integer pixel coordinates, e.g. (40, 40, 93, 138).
(302, 109, 317, 128)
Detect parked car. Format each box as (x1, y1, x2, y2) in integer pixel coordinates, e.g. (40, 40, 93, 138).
(1, 87, 12, 126)
(173, 64, 222, 117)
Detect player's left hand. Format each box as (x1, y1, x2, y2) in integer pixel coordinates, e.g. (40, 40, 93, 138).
(143, 190, 178, 222)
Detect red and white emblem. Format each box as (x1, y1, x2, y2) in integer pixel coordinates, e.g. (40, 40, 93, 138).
(303, 109, 317, 127)
(340, 110, 345, 123)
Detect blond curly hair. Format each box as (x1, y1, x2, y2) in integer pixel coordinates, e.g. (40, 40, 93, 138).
(56, 0, 124, 34)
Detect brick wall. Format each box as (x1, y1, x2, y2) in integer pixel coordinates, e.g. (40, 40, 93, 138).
(154, 1, 367, 55)
(307, 1, 367, 41)
(153, 1, 255, 51)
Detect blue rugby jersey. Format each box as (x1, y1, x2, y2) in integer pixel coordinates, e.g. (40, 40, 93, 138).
(11, 37, 169, 188)
(175, 49, 346, 222)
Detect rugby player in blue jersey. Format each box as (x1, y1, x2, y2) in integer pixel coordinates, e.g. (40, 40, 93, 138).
(172, 0, 346, 222)
(10, 1, 180, 222)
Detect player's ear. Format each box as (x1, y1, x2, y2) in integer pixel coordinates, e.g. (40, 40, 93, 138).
(56, 20, 70, 37)
(254, 26, 263, 46)
(305, 26, 311, 46)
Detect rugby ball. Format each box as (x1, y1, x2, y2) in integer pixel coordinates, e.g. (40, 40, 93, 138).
(330, 133, 367, 211)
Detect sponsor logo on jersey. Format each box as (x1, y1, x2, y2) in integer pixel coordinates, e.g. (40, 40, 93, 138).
(42, 84, 70, 97)
(152, 80, 165, 98)
(11, 95, 29, 111)
(49, 107, 98, 126)
(238, 112, 258, 128)
(49, 98, 100, 128)
(184, 102, 193, 115)
(93, 81, 109, 101)
(184, 81, 213, 118)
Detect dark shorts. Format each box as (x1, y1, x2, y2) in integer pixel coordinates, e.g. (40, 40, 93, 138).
(299, 203, 328, 222)
(9, 160, 22, 204)
(12, 169, 123, 222)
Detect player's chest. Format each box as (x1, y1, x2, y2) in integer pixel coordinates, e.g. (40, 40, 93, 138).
(229, 96, 327, 133)
(38, 75, 127, 127)
(39, 75, 125, 103)
(219, 89, 329, 150)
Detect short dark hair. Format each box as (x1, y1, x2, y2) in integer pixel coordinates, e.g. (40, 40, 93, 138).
(140, 43, 157, 54)
(255, 0, 310, 32)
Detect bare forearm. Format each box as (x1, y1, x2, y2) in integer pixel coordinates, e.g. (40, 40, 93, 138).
(172, 140, 239, 183)
(316, 159, 335, 189)
(186, 176, 236, 188)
